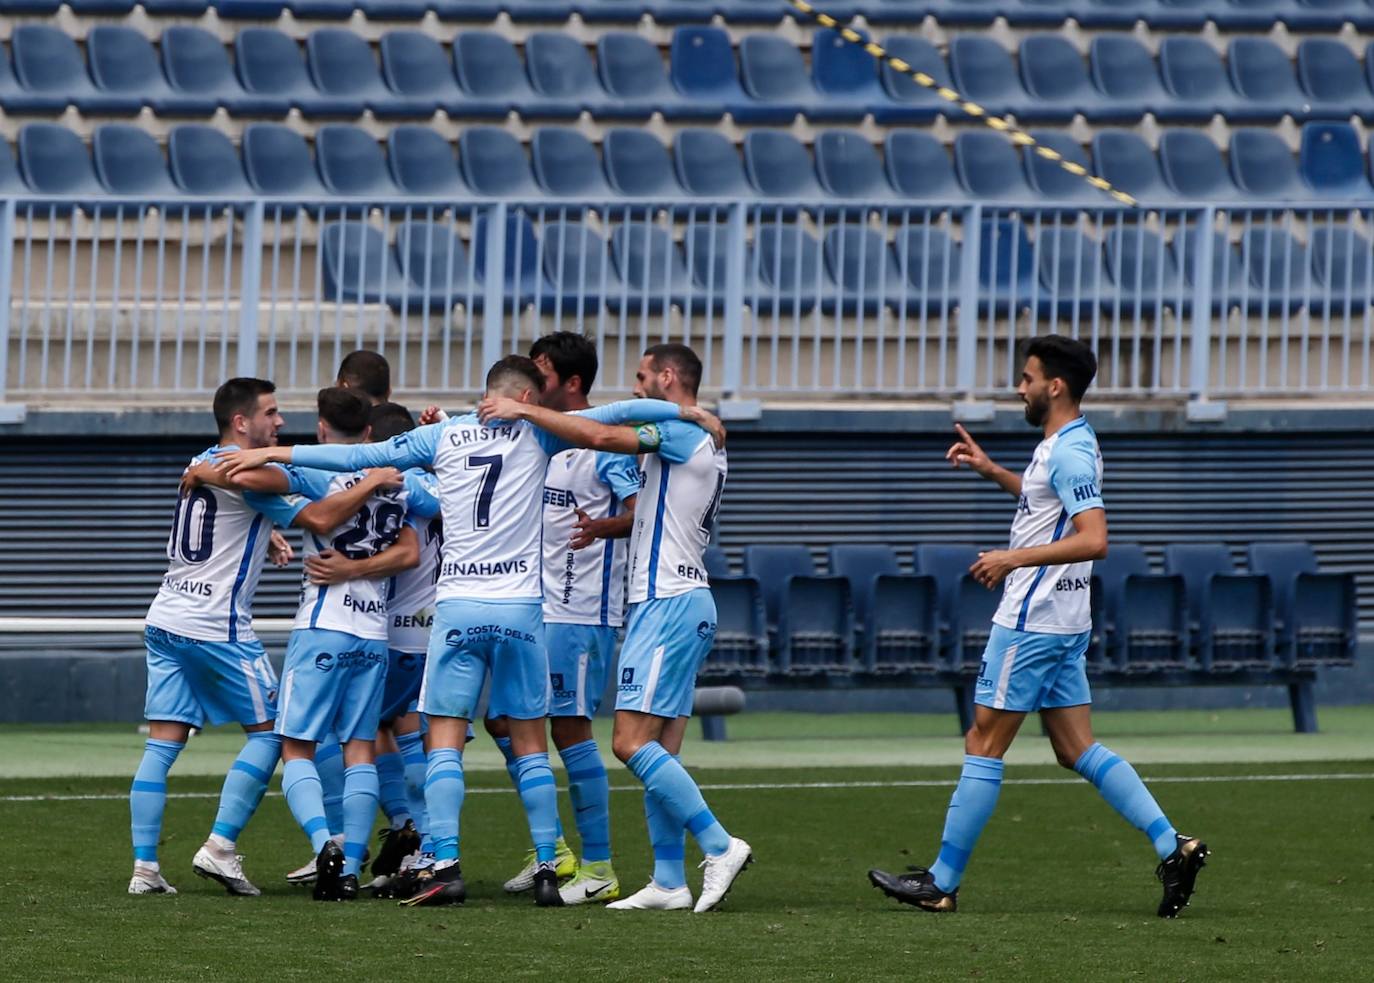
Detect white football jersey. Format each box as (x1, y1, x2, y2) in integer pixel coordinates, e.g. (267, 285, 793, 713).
(992, 417, 1105, 635)
(542, 448, 641, 627)
(387, 508, 443, 654)
(628, 421, 727, 604)
(145, 447, 306, 644)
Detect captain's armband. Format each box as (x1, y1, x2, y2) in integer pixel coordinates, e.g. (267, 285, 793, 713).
(635, 423, 664, 453)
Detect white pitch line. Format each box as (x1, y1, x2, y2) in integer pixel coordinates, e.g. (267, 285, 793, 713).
(0, 771, 1367, 804)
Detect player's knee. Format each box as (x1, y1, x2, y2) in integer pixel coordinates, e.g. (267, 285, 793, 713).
(1053, 747, 1080, 770)
(482, 715, 508, 740)
(550, 716, 591, 750)
(610, 732, 644, 764)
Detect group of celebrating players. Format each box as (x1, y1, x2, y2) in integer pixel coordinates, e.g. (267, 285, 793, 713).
(130, 334, 751, 911)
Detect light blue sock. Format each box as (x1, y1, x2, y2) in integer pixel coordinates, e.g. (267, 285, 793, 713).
(282, 758, 332, 853)
(1075, 743, 1178, 860)
(497, 734, 564, 841)
(626, 742, 730, 857)
(130, 738, 184, 863)
(559, 740, 611, 863)
(929, 754, 1004, 893)
(342, 764, 379, 878)
(645, 760, 687, 890)
(210, 731, 280, 844)
(396, 730, 429, 841)
(376, 751, 410, 828)
(424, 748, 464, 862)
(513, 752, 560, 864)
(315, 736, 345, 836)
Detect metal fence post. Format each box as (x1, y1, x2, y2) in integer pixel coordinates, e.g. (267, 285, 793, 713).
(953, 204, 991, 420)
(236, 200, 264, 378)
(482, 202, 508, 371)
(1187, 206, 1225, 421)
(0, 200, 15, 406)
(721, 203, 746, 400)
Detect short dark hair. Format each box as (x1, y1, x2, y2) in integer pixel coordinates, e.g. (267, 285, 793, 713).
(645, 343, 702, 396)
(336, 350, 391, 403)
(213, 377, 275, 433)
(485, 354, 546, 396)
(369, 401, 417, 442)
(1023, 335, 1098, 402)
(317, 386, 372, 437)
(529, 332, 599, 395)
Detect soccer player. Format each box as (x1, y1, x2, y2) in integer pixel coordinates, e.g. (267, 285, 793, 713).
(132, 378, 388, 897)
(477, 343, 752, 915)
(216, 355, 720, 907)
(487, 333, 641, 905)
(336, 350, 391, 406)
(867, 335, 1209, 918)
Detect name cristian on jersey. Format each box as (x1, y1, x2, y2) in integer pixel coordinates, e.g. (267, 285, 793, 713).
(440, 557, 530, 577)
(447, 423, 519, 447)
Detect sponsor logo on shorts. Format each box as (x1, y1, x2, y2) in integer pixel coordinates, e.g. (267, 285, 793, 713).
(315, 648, 383, 672)
(315, 653, 335, 673)
(618, 666, 642, 696)
(550, 672, 575, 699)
(443, 626, 537, 645)
(696, 619, 716, 640)
(975, 658, 991, 689)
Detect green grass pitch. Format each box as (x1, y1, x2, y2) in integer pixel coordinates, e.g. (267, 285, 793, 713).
(2, 709, 1371, 981)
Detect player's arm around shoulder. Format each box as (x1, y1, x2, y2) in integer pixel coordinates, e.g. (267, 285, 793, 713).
(293, 468, 404, 537)
(305, 522, 421, 586)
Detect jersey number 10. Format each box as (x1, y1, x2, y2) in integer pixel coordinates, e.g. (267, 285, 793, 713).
(168, 487, 218, 564)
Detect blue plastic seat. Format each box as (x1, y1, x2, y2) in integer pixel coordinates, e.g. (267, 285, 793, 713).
(1159, 130, 1237, 200)
(1104, 226, 1185, 314)
(742, 544, 815, 638)
(1024, 131, 1098, 202)
(1248, 542, 1357, 668)
(824, 226, 904, 314)
(609, 222, 697, 313)
(884, 131, 962, 201)
(1036, 226, 1104, 316)
(531, 127, 612, 198)
(68, 0, 136, 10)
(1300, 121, 1370, 196)
(812, 28, 885, 120)
(320, 221, 406, 308)
(540, 219, 615, 314)
(777, 573, 856, 675)
(951, 36, 1038, 120)
(913, 544, 995, 672)
(704, 545, 732, 579)
(705, 576, 770, 677)
(1158, 37, 1235, 122)
(954, 131, 1031, 200)
(743, 131, 823, 200)
(92, 124, 179, 198)
(9, 25, 98, 114)
(242, 123, 328, 201)
(386, 125, 467, 199)
(453, 32, 537, 119)
(597, 32, 693, 120)
(379, 32, 463, 117)
(1297, 39, 1371, 118)
(458, 127, 540, 198)
(1227, 38, 1304, 122)
(315, 125, 402, 199)
(674, 130, 752, 197)
(978, 218, 1036, 313)
(1229, 129, 1307, 200)
(1093, 544, 1188, 670)
(308, 28, 407, 117)
(166, 125, 253, 198)
(1164, 543, 1275, 671)
(814, 130, 892, 200)
(1019, 35, 1100, 121)
(1093, 130, 1175, 204)
(752, 222, 823, 315)
(828, 544, 937, 673)
(87, 26, 175, 115)
(526, 32, 606, 119)
(670, 28, 749, 121)
(0, 136, 23, 197)
(1240, 226, 1311, 312)
(604, 129, 684, 199)
(683, 224, 737, 312)
(215, 0, 286, 13)
(1090, 36, 1168, 120)
(894, 225, 961, 313)
(739, 34, 819, 123)
(295, 0, 368, 16)
(474, 210, 547, 310)
(875, 35, 955, 123)
(17, 124, 102, 205)
(1310, 224, 1374, 307)
(1177, 228, 1247, 312)
(162, 26, 241, 116)
(235, 29, 318, 117)
(394, 219, 477, 312)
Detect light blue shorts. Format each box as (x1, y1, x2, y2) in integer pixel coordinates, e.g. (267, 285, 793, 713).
(546, 623, 619, 719)
(143, 625, 278, 728)
(381, 649, 425, 723)
(974, 624, 1093, 713)
(276, 629, 388, 744)
(615, 590, 717, 719)
(418, 599, 548, 721)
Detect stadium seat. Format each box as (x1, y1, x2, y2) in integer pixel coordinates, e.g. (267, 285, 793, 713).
(826, 543, 896, 634)
(16, 124, 102, 209)
(828, 544, 941, 674)
(1228, 38, 1305, 122)
(704, 546, 732, 579)
(320, 221, 406, 307)
(539, 219, 615, 314)
(1024, 131, 1098, 202)
(743, 132, 823, 200)
(597, 33, 694, 120)
(978, 218, 1037, 313)
(1094, 543, 1189, 671)
(913, 544, 995, 672)
(87, 26, 176, 115)
(752, 222, 823, 315)
(824, 226, 905, 314)
(1164, 543, 1275, 672)
(531, 128, 612, 198)
(384, 125, 467, 200)
(954, 131, 1031, 200)
(242, 124, 329, 202)
(674, 130, 753, 198)
(394, 218, 477, 312)
(453, 32, 539, 119)
(1297, 39, 1372, 119)
(306, 29, 400, 117)
(162, 27, 242, 116)
(894, 225, 962, 313)
(1299, 122, 1370, 197)
(705, 576, 770, 676)
(951, 36, 1043, 121)
(1019, 35, 1101, 121)
(166, 125, 253, 200)
(685, 225, 739, 312)
(1178, 227, 1247, 312)
(609, 223, 696, 313)
(1248, 542, 1357, 668)
(473, 210, 547, 310)
(1104, 226, 1186, 314)
(1092, 129, 1176, 205)
(1157, 37, 1235, 122)
(739, 35, 822, 123)
(235, 29, 320, 117)
(604, 129, 685, 200)
(1089, 36, 1168, 120)
(315, 125, 402, 200)
(1036, 225, 1104, 317)
(1240, 226, 1311, 313)
(884, 132, 964, 201)
(1159, 130, 1239, 200)
(458, 127, 541, 198)
(743, 543, 816, 639)
(811, 28, 885, 120)
(814, 131, 893, 200)
(91, 125, 179, 199)
(877, 35, 956, 123)
(1229, 129, 1308, 200)
(526, 32, 605, 119)
(379, 32, 463, 117)
(1310, 224, 1374, 308)
(758, 559, 855, 675)
(9, 25, 99, 114)
(669, 27, 748, 121)
(0, 138, 24, 197)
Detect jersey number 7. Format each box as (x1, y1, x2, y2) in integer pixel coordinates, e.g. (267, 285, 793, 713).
(465, 454, 503, 530)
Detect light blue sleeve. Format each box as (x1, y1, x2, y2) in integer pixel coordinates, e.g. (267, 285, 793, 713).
(649, 420, 711, 465)
(595, 451, 643, 503)
(532, 398, 683, 456)
(403, 470, 441, 521)
(242, 490, 308, 527)
(279, 465, 336, 502)
(290, 422, 441, 472)
(1049, 436, 1104, 517)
